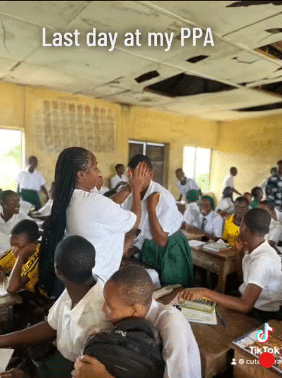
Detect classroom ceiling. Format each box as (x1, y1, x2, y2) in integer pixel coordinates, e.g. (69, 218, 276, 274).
(1, 1, 282, 120)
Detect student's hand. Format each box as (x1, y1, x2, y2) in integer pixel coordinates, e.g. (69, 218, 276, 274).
(72, 355, 114, 378)
(147, 192, 160, 210)
(171, 288, 210, 305)
(129, 163, 148, 193)
(235, 235, 246, 254)
(0, 368, 26, 378)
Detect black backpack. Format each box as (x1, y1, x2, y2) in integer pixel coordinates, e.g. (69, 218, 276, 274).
(84, 318, 165, 378)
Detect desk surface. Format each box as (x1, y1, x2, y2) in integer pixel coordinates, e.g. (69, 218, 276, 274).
(0, 292, 23, 308)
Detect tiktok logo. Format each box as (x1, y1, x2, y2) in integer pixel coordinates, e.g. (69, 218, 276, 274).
(256, 323, 273, 343)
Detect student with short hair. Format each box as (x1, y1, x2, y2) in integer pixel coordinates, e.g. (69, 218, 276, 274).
(0, 235, 110, 377)
(259, 200, 282, 247)
(0, 219, 40, 294)
(73, 265, 201, 378)
(222, 167, 241, 196)
(122, 155, 193, 288)
(243, 192, 252, 206)
(215, 186, 234, 217)
(175, 168, 201, 202)
(250, 186, 263, 209)
(110, 163, 128, 190)
(183, 189, 200, 226)
(174, 209, 282, 322)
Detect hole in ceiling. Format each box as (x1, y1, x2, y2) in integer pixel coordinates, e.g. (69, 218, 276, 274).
(235, 102, 282, 112)
(266, 28, 282, 34)
(254, 80, 282, 95)
(227, 1, 282, 7)
(135, 70, 160, 83)
(255, 41, 282, 60)
(144, 73, 235, 98)
(186, 55, 209, 63)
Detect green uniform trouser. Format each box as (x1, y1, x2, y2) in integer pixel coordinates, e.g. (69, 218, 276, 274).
(21, 189, 41, 210)
(141, 230, 194, 288)
(37, 352, 74, 378)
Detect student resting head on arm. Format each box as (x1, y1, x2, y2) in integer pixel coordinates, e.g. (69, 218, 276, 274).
(173, 208, 282, 322)
(72, 265, 201, 378)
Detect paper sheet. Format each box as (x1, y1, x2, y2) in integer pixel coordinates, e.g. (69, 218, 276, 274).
(0, 348, 14, 372)
(181, 307, 217, 325)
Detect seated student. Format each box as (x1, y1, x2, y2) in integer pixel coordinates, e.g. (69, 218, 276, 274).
(122, 155, 193, 288)
(173, 209, 282, 322)
(29, 182, 54, 220)
(110, 164, 128, 190)
(259, 200, 282, 247)
(0, 235, 110, 378)
(182, 189, 200, 226)
(91, 175, 110, 195)
(186, 195, 223, 241)
(250, 186, 263, 209)
(73, 265, 201, 378)
(175, 168, 201, 202)
(0, 220, 40, 294)
(215, 186, 234, 218)
(0, 191, 27, 255)
(222, 196, 249, 248)
(243, 192, 252, 207)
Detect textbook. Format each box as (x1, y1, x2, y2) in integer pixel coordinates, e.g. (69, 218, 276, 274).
(180, 297, 216, 313)
(202, 241, 229, 253)
(181, 306, 217, 325)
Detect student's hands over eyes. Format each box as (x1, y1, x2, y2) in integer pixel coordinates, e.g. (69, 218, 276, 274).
(171, 288, 210, 305)
(128, 163, 148, 193)
(72, 356, 114, 378)
(147, 192, 160, 210)
(0, 368, 26, 378)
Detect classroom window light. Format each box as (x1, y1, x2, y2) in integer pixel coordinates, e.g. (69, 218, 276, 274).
(183, 147, 211, 192)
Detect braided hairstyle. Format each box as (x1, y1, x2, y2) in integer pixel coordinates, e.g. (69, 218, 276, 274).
(39, 147, 90, 296)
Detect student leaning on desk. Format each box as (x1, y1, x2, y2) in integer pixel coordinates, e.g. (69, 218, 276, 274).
(173, 208, 282, 323)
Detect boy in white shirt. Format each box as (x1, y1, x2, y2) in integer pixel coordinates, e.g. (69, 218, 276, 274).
(175, 168, 201, 202)
(259, 200, 282, 247)
(73, 265, 201, 378)
(0, 235, 110, 377)
(222, 167, 241, 196)
(110, 164, 128, 190)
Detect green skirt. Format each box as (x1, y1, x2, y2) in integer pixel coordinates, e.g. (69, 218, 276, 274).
(21, 189, 41, 210)
(141, 230, 194, 288)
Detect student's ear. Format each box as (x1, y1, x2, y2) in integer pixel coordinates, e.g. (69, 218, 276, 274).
(132, 304, 145, 317)
(76, 170, 84, 181)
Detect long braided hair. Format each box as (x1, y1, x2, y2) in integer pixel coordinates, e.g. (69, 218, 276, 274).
(39, 147, 89, 296)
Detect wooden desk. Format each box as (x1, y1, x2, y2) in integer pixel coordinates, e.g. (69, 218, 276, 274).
(0, 292, 23, 331)
(190, 246, 237, 293)
(181, 229, 205, 241)
(158, 289, 260, 378)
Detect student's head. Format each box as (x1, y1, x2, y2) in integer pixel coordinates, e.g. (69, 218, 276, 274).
(54, 235, 95, 284)
(128, 155, 153, 189)
(10, 220, 39, 259)
(271, 167, 277, 176)
(115, 164, 125, 175)
(243, 192, 252, 205)
(234, 197, 249, 220)
(240, 209, 271, 241)
(277, 160, 282, 175)
(103, 266, 154, 325)
(251, 187, 263, 201)
(186, 189, 199, 204)
(230, 167, 238, 176)
(200, 196, 215, 216)
(259, 200, 276, 219)
(28, 156, 38, 169)
(222, 186, 233, 199)
(175, 168, 184, 181)
(1, 190, 20, 216)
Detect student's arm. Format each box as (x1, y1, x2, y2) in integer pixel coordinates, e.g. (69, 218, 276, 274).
(123, 229, 139, 258)
(0, 321, 56, 348)
(72, 355, 114, 378)
(40, 185, 49, 199)
(108, 184, 131, 204)
(6, 256, 29, 293)
(174, 283, 262, 313)
(177, 193, 183, 202)
(147, 193, 168, 247)
(233, 188, 242, 196)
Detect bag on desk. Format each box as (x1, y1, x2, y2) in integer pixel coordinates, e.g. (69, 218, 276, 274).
(84, 318, 165, 378)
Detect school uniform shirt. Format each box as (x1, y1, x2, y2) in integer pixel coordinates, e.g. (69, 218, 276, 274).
(222, 215, 240, 248)
(275, 208, 282, 224)
(20, 199, 33, 215)
(110, 174, 128, 189)
(91, 186, 110, 195)
(266, 173, 282, 209)
(222, 174, 234, 190)
(16, 169, 46, 191)
(146, 299, 201, 378)
(215, 198, 234, 214)
(191, 210, 223, 239)
(239, 241, 282, 312)
(47, 278, 110, 362)
(37, 199, 53, 216)
(66, 189, 136, 282)
(175, 177, 200, 201)
(183, 202, 201, 226)
(266, 218, 282, 244)
(122, 180, 183, 249)
(0, 244, 40, 293)
(0, 213, 27, 255)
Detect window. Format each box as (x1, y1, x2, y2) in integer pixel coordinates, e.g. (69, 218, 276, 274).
(128, 140, 169, 187)
(183, 147, 211, 192)
(0, 129, 23, 191)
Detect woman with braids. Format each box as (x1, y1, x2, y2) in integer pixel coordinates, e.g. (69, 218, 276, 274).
(39, 147, 147, 297)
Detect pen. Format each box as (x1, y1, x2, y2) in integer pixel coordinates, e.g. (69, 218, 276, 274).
(216, 309, 226, 326)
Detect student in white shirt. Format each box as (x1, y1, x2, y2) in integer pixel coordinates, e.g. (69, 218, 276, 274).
(0, 190, 27, 255)
(110, 163, 128, 190)
(39, 147, 147, 297)
(122, 155, 193, 288)
(16, 155, 48, 210)
(30, 182, 55, 220)
(174, 209, 282, 322)
(222, 167, 241, 196)
(73, 265, 201, 378)
(216, 186, 234, 217)
(0, 235, 111, 377)
(183, 189, 200, 226)
(92, 175, 110, 195)
(175, 168, 201, 202)
(186, 195, 223, 240)
(259, 200, 282, 247)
